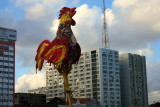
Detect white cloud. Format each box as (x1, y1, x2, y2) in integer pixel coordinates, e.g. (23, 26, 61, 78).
(15, 0, 65, 8)
(113, 0, 138, 9)
(15, 69, 46, 92)
(14, 0, 160, 95)
(50, 19, 59, 35)
(1, 1, 160, 104)
(15, 0, 65, 21)
(12, 0, 66, 67)
(70, 0, 80, 5)
(118, 46, 153, 58)
(11, 0, 160, 67)
(135, 46, 153, 57)
(73, 5, 103, 51)
(42, 0, 65, 7)
(148, 90, 160, 104)
(50, 4, 105, 52)
(104, 9, 115, 27)
(109, 0, 160, 51)
(25, 3, 46, 20)
(153, 23, 160, 32)
(129, 0, 160, 24)
(15, 0, 41, 6)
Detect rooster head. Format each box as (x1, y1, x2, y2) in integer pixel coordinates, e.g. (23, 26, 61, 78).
(59, 7, 76, 26)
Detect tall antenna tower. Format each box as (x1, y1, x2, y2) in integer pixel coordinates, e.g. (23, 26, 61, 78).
(102, 0, 110, 49)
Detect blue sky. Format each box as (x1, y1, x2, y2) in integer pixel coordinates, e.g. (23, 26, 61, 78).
(0, 0, 160, 104)
(0, 0, 23, 19)
(152, 40, 160, 61)
(0, 1, 9, 8)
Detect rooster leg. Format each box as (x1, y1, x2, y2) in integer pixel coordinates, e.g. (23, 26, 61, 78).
(62, 71, 72, 107)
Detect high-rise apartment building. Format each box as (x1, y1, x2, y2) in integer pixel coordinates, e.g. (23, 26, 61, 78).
(119, 53, 148, 107)
(46, 48, 121, 107)
(0, 27, 17, 107)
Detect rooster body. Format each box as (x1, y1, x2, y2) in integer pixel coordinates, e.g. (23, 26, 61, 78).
(35, 7, 81, 73)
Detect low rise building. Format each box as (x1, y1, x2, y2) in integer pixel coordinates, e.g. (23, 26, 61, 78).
(47, 97, 98, 107)
(15, 93, 46, 105)
(28, 87, 46, 94)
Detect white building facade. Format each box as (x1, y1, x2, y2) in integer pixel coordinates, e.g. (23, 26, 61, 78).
(28, 87, 47, 94)
(119, 53, 148, 107)
(46, 48, 121, 107)
(0, 27, 17, 107)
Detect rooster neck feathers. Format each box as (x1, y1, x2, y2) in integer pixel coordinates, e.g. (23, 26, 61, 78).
(59, 12, 72, 25)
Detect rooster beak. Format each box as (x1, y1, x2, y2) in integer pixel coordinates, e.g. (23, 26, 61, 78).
(70, 7, 76, 17)
(72, 7, 76, 11)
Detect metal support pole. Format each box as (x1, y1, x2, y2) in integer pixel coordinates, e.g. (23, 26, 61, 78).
(62, 72, 72, 107)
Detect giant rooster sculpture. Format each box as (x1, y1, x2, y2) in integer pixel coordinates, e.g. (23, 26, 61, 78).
(35, 7, 81, 107)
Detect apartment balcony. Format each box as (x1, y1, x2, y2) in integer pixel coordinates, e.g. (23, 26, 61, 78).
(8, 68, 13, 72)
(0, 57, 3, 60)
(3, 79, 8, 83)
(9, 85, 13, 88)
(3, 96, 10, 100)
(3, 90, 8, 94)
(4, 69, 8, 71)
(4, 52, 9, 55)
(9, 46, 14, 50)
(9, 74, 13, 77)
(4, 57, 8, 60)
(3, 74, 9, 77)
(9, 63, 13, 67)
(8, 102, 13, 106)
(8, 58, 14, 62)
(9, 53, 14, 56)
(9, 80, 13, 83)
(3, 102, 9, 105)
(0, 62, 3, 65)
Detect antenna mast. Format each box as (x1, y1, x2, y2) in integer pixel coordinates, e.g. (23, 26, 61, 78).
(102, 0, 110, 49)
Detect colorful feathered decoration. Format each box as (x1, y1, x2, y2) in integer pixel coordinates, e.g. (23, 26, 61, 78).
(35, 40, 50, 71)
(35, 7, 81, 106)
(35, 7, 81, 73)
